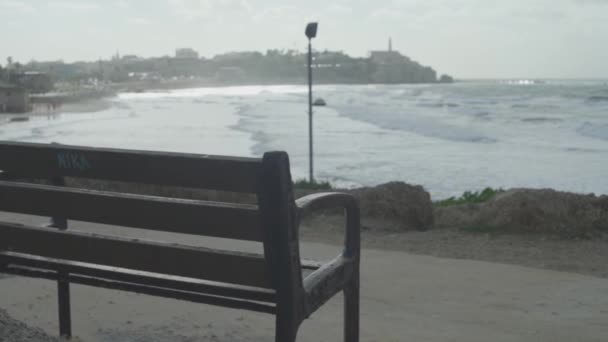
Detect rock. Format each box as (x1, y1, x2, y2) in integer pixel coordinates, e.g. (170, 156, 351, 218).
(434, 202, 481, 229)
(479, 189, 607, 236)
(349, 182, 433, 231)
(313, 98, 327, 106)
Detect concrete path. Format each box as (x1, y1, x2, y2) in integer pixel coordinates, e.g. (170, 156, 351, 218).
(0, 214, 607, 341)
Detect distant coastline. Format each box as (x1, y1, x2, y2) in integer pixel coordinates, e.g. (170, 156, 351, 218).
(8, 43, 454, 95)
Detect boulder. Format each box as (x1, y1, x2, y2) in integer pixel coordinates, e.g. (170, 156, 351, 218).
(478, 189, 608, 236)
(349, 182, 433, 231)
(435, 188, 608, 236)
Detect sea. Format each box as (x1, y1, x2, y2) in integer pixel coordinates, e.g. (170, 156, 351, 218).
(1, 80, 607, 200)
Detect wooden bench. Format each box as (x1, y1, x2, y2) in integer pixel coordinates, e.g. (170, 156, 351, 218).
(0, 141, 360, 342)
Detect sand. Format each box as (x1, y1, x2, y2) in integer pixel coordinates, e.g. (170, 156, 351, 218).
(0, 99, 112, 127)
(301, 215, 608, 279)
(1, 212, 608, 341)
(0, 308, 61, 342)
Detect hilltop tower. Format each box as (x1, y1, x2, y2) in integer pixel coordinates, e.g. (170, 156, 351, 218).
(389, 37, 393, 52)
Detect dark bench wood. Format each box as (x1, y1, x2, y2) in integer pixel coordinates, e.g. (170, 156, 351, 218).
(0, 141, 360, 342)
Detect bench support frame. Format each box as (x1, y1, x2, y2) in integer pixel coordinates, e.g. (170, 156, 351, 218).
(0, 143, 360, 342)
(49, 176, 72, 339)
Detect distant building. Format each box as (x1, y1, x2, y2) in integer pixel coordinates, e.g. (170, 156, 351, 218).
(368, 38, 437, 83)
(215, 66, 246, 83)
(369, 37, 408, 65)
(369, 38, 410, 83)
(121, 54, 141, 62)
(168, 56, 205, 77)
(12, 71, 53, 93)
(0, 81, 30, 113)
(175, 48, 199, 59)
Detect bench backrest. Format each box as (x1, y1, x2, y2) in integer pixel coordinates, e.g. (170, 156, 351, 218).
(0, 142, 303, 294)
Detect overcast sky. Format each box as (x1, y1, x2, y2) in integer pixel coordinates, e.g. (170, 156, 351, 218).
(1, 0, 607, 79)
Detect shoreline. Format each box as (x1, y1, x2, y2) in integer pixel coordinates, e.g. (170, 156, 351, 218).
(1, 98, 114, 120)
(110, 78, 455, 93)
(33, 97, 114, 115)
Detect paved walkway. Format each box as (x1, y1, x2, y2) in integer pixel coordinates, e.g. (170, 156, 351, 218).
(1, 214, 607, 341)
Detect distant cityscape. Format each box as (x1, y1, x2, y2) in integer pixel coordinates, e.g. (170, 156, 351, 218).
(0, 39, 453, 113)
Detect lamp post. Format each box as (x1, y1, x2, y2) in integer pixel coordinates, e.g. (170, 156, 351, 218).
(305, 22, 318, 183)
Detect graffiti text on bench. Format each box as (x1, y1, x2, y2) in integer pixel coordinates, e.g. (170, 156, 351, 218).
(57, 152, 91, 171)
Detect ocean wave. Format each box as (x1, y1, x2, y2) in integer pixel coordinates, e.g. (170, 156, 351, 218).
(388, 88, 426, 99)
(521, 117, 563, 123)
(500, 80, 545, 85)
(463, 99, 499, 105)
(577, 122, 608, 141)
(564, 147, 605, 153)
(112, 101, 131, 109)
(587, 96, 608, 102)
(474, 111, 491, 120)
(335, 105, 496, 143)
(416, 102, 459, 108)
(264, 98, 299, 104)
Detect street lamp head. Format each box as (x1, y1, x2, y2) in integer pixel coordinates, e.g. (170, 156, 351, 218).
(305, 22, 318, 39)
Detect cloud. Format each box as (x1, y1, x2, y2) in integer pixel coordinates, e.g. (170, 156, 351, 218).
(367, 0, 597, 27)
(573, 0, 608, 5)
(370, 7, 403, 20)
(115, 0, 129, 8)
(0, 0, 35, 13)
(251, 5, 297, 23)
(129, 17, 150, 25)
(53, 1, 101, 11)
(167, 0, 252, 20)
(326, 4, 353, 15)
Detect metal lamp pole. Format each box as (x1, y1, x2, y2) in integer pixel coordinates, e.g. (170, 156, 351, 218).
(305, 22, 318, 183)
(307, 38, 314, 183)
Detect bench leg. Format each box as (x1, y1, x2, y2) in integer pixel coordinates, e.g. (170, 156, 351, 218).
(49, 177, 71, 339)
(57, 273, 72, 339)
(275, 316, 299, 342)
(344, 276, 359, 342)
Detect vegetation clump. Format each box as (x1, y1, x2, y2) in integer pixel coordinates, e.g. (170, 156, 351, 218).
(294, 178, 333, 190)
(435, 187, 504, 207)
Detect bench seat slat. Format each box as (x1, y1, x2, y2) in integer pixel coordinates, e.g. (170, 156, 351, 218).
(0, 181, 263, 241)
(0, 222, 272, 288)
(0, 141, 261, 193)
(0, 252, 276, 302)
(2, 265, 276, 314)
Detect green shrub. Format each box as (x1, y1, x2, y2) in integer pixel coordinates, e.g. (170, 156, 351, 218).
(294, 178, 333, 190)
(435, 187, 504, 207)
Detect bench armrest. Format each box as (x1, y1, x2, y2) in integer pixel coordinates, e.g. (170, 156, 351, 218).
(295, 192, 360, 316)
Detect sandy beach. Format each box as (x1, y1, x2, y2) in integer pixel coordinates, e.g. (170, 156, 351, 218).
(0, 98, 113, 126)
(30, 99, 113, 115)
(1, 211, 607, 341)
